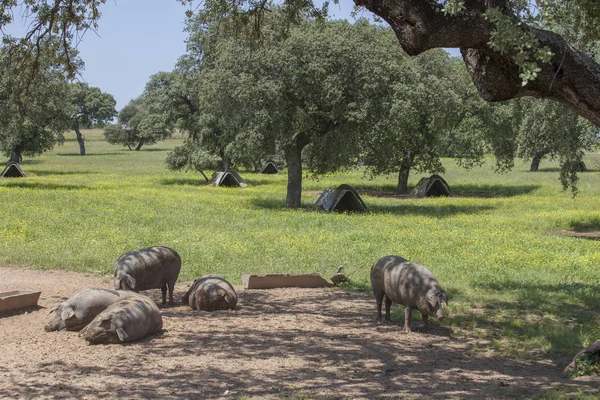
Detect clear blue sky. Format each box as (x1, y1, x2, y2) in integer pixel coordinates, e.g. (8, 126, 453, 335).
(8, 1, 459, 111)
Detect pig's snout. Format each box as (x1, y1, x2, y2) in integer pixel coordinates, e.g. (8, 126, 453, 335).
(435, 308, 445, 320)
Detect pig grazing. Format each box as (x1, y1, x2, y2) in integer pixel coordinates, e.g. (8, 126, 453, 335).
(45, 288, 137, 332)
(113, 246, 181, 305)
(80, 294, 163, 344)
(370, 255, 449, 333)
(182, 274, 237, 311)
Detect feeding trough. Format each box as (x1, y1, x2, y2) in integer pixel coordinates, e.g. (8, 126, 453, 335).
(241, 273, 333, 289)
(1, 163, 26, 178)
(0, 290, 41, 312)
(312, 184, 367, 213)
(208, 171, 248, 187)
(410, 174, 451, 197)
(261, 162, 280, 174)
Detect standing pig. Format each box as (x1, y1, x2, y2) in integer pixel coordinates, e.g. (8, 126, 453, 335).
(80, 294, 163, 344)
(45, 288, 137, 332)
(370, 255, 449, 333)
(113, 246, 181, 305)
(182, 274, 237, 311)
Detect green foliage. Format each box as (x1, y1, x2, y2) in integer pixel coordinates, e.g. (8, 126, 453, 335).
(68, 82, 117, 130)
(516, 99, 598, 192)
(0, 41, 71, 161)
(104, 96, 173, 151)
(567, 354, 600, 378)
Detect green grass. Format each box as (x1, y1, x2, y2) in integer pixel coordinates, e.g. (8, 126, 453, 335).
(1, 129, 599, 359)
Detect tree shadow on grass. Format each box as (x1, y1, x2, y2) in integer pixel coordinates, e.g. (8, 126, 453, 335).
(462, 280, 600, 355)
(0, 181, 92, 191)
(19, 159, 42, 165)
(160, 177, 208, 187)
(537, 167, 599, 173)
(367, 203, 495, 217)
(25, 169, 95, 177)
(447, 184, 540, 198)
(57, 152, 128, 157)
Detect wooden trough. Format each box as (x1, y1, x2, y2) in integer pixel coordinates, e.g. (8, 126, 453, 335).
(0, 290, 41, 312)
(241, 273, 333, 289)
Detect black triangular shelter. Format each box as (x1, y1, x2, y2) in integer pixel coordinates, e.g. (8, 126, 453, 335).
(261, 162, 280, 174)
(410, 174, 451, 197)
(1, 163, 26, 178)
(208, 171, 248, 188)
(313, 184, 367, 213)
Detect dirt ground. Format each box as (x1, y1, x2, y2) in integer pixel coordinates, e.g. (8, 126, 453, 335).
(0, 267, 598, 399)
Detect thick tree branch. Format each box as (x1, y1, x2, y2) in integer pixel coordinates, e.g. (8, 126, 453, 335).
(356, 0, 600, 126)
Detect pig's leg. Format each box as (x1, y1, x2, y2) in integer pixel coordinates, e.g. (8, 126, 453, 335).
(384, 296, 392, 323)
(402, 307, 412, 333)
(374, 289, 384, 323)
(422, 313, 429, 332)
(167, 281, 175, 305)
(161, 285, 167, 305)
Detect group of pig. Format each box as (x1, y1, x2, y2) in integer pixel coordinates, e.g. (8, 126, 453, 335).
(45, 246, 450, 344)
(45, 246, 238, 344)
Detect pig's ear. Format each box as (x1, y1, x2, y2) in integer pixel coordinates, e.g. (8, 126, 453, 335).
(125, 275, 136, 290)
(61, 307, 75, 320)
(426, 289, 438, 308)
(116, 328, 129, 342)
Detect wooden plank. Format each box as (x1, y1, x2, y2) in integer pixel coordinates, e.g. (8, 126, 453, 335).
(0, 290, 41, 312)
(241, 274, 333, 289)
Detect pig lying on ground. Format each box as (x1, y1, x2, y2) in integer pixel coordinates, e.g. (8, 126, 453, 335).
(113, 246, 181, 305)
(80, 294, 162, 344)
(370, 255, 449, 333)
(45, 288, 137, 332)
(182, 274, 237, 311)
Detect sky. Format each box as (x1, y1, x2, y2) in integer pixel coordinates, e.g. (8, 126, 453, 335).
(7, 1, 459, 111)
(73, 0, 361, 110)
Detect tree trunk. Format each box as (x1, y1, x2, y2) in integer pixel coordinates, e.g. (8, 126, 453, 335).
(135, 141, 144, 151)
(284, 144, 304, 208)
(397, 152, 413, 194)
(74, 126, 86, 156)
(9, 146, 22, 164)
(356, 0, 600, 127)
(530, 154, 543, 172)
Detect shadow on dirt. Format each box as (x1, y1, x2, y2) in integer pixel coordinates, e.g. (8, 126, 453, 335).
(4, 286, 598, 399)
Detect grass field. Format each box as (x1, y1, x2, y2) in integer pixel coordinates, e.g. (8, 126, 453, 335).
(1, 129, 599, 359)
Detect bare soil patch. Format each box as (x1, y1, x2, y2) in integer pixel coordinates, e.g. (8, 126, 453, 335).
(1, 267, 598, 399)
(549, 229, 600, 241)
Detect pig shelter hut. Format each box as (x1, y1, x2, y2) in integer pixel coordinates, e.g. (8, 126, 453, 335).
(208, 171, 248, 188)
(410, 174, 452, 198)
(261, 162, 280, 174)
(312, 184, 367, 213)
(1, 163, 26, 178)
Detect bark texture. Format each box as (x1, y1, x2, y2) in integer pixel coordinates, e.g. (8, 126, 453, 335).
(355, 0, 600, 127)
(9, 146, 23, 164)
(74, 125, 86, 156)
(284, 133, 310, 208)
(397, 152, 414, 194)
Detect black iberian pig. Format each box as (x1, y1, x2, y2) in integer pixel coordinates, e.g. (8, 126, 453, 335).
(113, 246, 181, 305)
(370, 255, 449, 333)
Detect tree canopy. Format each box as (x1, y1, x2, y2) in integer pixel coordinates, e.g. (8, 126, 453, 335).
(0, 41, 71, 164)
(68, 82, 117, 155)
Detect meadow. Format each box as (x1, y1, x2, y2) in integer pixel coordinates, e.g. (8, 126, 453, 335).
(1, 129, 599, 360)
